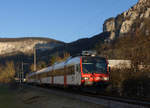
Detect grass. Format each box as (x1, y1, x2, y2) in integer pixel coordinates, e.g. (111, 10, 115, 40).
(0, 84, 107, 108)
(0, 85, 18, 108)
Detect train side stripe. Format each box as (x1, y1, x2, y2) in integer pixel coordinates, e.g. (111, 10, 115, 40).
(51, 76, 54, 85)
(64, 75, 67, 87)
(80, 57, 83, 74)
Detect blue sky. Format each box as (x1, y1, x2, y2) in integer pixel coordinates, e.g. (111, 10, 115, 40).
(0, 0, 138, 43)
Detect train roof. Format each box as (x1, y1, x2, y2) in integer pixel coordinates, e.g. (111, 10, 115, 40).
(53, 61, 65, 70)
(28, 55, 106, 77)
(28, 66, 52, 77)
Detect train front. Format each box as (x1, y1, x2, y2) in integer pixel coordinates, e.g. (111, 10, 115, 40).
(80, 55, 109, 88)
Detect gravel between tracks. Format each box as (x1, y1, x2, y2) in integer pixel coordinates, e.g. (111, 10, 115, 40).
(17, 85, 107, 108)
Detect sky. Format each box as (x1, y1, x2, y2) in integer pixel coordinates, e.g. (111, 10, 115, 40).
(0, 0, 138, 43)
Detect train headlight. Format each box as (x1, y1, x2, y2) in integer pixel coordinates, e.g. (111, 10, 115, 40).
(95, 77, 100, 80)
(103, 77, 109, 81)
(82, 77, 90, 80)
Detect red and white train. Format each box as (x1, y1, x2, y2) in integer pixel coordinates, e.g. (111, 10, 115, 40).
(26, 51, 110, 88)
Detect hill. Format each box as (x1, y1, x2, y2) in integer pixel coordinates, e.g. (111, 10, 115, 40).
(0, 0, 150, 81)
(45, 0, 150, 58)
(0, 37, 64, 56)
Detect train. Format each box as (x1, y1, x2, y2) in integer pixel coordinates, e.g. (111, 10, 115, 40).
(26, 51, 110, 88)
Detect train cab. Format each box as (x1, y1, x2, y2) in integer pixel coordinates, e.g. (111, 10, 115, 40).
(80, 51, 110, 87)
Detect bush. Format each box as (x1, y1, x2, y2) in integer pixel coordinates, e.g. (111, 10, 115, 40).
(110, 68, 150, 97)
(0, 61, 15, 83)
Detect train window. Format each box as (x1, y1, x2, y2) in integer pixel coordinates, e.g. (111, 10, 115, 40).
(51, 68, 65, 76)
(82, 57, 107, 74)
(76, 64, 80, 73)
(66, 65, 75, 75)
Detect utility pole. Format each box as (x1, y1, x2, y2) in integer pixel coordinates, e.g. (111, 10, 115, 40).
(21, 62, 28, 83)
(18, 55, 22, 85)
(34, 47, 36, 71)
(22, 62, 24, 83)
(19, 69, 21, 84)
(19, 62, 23, 88)
(33, 46, 51, 72)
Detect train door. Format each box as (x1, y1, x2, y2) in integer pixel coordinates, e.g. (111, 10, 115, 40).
(75, 64, 81, 85)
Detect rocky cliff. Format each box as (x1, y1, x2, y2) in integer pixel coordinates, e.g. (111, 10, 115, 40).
(103, 0, 150, 41)
(0, 38, 64, 56)
(0, 0, 149, 57)
(43, 0, 150, 56)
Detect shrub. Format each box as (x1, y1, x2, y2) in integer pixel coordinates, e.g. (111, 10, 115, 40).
(0, 61, 15, 83)
(110, 68, 150, 97)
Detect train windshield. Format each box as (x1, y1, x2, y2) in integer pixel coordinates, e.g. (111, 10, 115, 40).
(82, 57, 107, 74)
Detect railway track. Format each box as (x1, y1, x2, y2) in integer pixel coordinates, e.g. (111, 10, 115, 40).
(77, 88, 150, 107)
(66, 88, 150, 108)
(23, 84, 150, 108)
(82, 92, 150, 108)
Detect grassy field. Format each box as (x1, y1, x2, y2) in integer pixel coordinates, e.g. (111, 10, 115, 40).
(0, 84, 107, 108)
(0, 85, 29, 108)
(0, 85, 18, 108)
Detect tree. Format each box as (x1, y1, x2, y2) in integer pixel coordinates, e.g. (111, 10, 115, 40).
(0, 61, 15, 83)
(62, 52, 70, 61)
(30, 64, 34, 72)
(37, 61, 47, 70)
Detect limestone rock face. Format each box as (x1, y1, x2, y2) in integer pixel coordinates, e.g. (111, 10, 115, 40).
(0, 38, 64, 56)
(120, 20, 133, 34)
(103, 18, 115, 32)
(103, 0, 150, 41)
